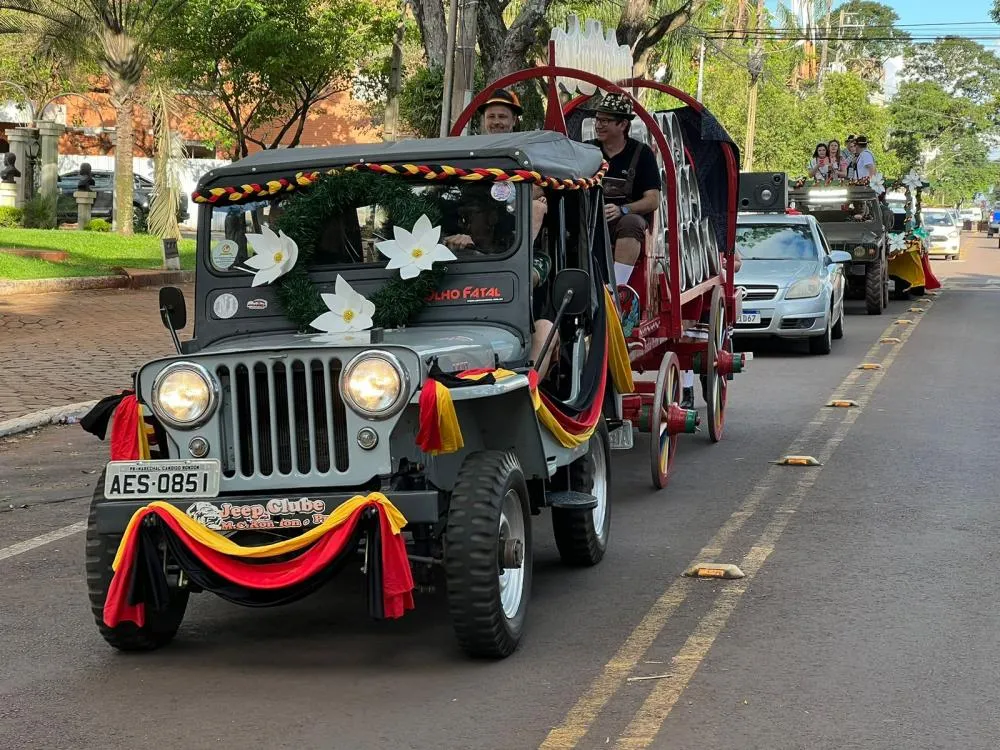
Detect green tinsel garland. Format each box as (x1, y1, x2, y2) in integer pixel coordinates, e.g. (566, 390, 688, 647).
(272, 170, 445, 331)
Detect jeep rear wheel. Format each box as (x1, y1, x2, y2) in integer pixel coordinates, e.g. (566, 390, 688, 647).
(86, 470, 188, 651)
(445, 450, 532, 658)
(865, 255, 884, 315)
(552, 421, 611, 566)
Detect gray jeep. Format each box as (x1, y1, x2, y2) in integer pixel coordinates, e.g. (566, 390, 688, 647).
(789, 184, 891, 314)
(85, 132, 616, 658)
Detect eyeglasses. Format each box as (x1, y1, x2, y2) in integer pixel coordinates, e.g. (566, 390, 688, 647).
(594, 116, 620, 126)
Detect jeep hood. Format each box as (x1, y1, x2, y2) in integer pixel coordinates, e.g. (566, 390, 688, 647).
(818, 224, 882, 244)
(190, 324, 524, 374)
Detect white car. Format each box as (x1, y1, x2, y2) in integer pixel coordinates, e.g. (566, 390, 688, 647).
(959, 208, 979, 225)
(922, 208, 961, 260)
(734, 213, 852, 355)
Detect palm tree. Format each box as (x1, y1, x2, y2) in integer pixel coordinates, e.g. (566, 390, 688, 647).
(0, 0, 185, 235)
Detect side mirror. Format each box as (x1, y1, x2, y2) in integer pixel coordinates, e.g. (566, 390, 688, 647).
(551, 268, 591, 317)
(159, 286, 187, 331)
(828, 251, 853, 264)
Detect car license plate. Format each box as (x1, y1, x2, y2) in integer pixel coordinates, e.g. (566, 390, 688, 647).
(737, 311, 761, 325)
(104, 459, 221, 500)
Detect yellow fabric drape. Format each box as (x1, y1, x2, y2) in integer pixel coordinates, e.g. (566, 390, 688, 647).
(112, 493, 407, 571)
(888, 249, 925, 291)
(137, 405, 152, 460)
(603, 287, 635, 394)
(535, 404, 596, 448)
(429, 379, 464, 456)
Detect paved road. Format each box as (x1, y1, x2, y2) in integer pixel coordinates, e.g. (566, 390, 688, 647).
(2, 236, 999, 749)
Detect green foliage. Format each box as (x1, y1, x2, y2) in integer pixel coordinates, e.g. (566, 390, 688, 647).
(400, 66, 447, 138)
(827, 2, 910, 68)
(901, 37, 1000, 105)
(21, 195, 56, 229)
(0, 206, 23, 228)
(85, 218, 111, 232)
(157, 0, 395, 157)
(272, 171, 444, 330)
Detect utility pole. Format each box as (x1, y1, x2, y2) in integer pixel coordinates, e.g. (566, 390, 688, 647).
(438, 0, 460, 137)
(818, 0, 831, 90)
(696, 35, 707, 101)
(383, 0, 408, 142)
(450, 0, 479, 133)
(743, 0, 765, 170)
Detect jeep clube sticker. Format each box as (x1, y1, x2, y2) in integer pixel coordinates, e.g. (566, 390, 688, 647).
(186, 497, 331, 532)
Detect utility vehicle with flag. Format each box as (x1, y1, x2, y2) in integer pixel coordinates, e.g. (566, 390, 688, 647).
(788, 183, 892, 315)
(82, 129, 628, 659)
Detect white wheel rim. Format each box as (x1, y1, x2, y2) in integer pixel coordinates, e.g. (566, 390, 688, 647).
(591, 433, 608, 540)
(498, 489, 526, 619)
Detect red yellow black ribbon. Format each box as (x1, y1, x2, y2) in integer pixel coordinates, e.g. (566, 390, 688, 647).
(109, 394, 151, 461)
(192, 161, 609, 205)
(104, 495, 414, 627)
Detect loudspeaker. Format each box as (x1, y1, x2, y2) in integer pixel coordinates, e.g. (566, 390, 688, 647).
(738, 172, 787, 212)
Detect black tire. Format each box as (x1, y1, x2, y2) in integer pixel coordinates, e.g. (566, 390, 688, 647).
(911, 286, 926, 297)
(445, 451, 532, 659)
(808, 316, 832, 355)
(865, 256, 884, 315)
(86, 470, 189, 651)
(831, 303, 845, 340)
(552, 421, 611, 566)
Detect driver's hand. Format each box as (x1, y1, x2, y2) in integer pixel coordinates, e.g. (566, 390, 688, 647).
(604, 203, 621, 221)
(444, 234, 475, 250)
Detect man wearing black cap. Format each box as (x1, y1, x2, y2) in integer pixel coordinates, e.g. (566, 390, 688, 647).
(586, 92, 662, 287)
(478, 89, 523, 135)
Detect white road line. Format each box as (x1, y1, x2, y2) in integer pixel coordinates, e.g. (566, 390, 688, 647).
(0, 521, 86, 562)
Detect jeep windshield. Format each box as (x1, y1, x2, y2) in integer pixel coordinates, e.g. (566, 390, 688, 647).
(795, 199, 877, 223)
(202, 181, 521, 274)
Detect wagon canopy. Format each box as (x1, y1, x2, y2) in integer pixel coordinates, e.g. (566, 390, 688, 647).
(196, 131, 606, 195)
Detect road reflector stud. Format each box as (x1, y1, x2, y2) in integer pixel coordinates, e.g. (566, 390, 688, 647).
(775, 455, 821, 466)
(894, 319, 913, 325)
(858, 363, 882, 370)
(683, 562, 745, 579)
(908, 307, 924, 313)
(880, 337, 901, 343)
(826, 399, 858, 408)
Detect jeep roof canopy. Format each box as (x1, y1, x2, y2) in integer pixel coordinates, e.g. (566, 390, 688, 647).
(196, 131, 606, 198)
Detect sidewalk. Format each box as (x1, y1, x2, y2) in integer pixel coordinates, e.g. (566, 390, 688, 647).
(0, 284, 192, 423)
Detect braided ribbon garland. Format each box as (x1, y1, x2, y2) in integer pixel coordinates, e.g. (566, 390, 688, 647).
(192, 161, 609, 205)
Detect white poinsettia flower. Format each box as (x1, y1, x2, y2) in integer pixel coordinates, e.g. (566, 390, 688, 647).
(869, 173, 885, 195)
(375, 214, 456, 280)
(310, 275, 375, 333)
(244, 225, 299, 287)
(902, 170, 922, 191)
(888, 233, 907, 253)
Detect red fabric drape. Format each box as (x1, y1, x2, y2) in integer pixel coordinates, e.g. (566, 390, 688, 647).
(109, 395, 141, 461)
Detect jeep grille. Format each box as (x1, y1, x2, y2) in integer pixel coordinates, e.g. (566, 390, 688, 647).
(216, 357, 349, 478)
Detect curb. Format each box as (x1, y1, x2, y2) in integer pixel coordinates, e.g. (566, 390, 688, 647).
(0, 270, 193, 296)
(0, 401, 98, 439)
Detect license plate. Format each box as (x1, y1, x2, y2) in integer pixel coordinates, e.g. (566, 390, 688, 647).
(104, 460, 221, 500)
(609, 420, 634, 450)
(737, 311, 761, 325)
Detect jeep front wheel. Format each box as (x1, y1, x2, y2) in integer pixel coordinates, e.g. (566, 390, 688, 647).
(445, 450, 532, 658)
(86, 470, 189, 650)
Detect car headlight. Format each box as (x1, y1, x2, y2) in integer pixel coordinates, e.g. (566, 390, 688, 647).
(786, 277, 823, 299)
(342, 352, 408, 418)
(151, 362, 217, 428)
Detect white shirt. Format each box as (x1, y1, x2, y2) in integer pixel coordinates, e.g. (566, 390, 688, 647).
(855, 149, 875, 179)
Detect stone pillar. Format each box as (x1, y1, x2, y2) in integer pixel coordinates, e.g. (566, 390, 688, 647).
(5, 127, 38, 208)
(74, 190, 96, 228)
(0, 182, 16, 208)
(35, 120, 65, 204)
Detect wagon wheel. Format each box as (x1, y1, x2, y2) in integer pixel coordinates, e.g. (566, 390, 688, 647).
(705, 285, 729, 443)
(650, 351, 682, 490)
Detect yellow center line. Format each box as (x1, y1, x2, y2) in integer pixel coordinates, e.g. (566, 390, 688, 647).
(539, 299, 934, 750)
(613, 305, 930, 748)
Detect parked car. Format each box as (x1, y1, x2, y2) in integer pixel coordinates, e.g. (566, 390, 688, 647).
(57, 169, 190, 228)
(959, 207, 979, 225)
(734, 213, 852, 355)
(988, 205, 1000, 238)
(922, 208, 960, 260)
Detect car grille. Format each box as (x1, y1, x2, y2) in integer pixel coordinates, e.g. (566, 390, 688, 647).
(216, 357, 350, 478)
(741, 284, 779, 301)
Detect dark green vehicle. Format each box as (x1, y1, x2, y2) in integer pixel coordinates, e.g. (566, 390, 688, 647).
(789, 184, 891, 314)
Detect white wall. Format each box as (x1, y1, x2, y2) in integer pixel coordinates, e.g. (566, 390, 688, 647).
(57, 154, 232, 229)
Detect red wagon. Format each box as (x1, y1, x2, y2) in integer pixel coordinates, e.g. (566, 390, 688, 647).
(452, 54, 747, 489)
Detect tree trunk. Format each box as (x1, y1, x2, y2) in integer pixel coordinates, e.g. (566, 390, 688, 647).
(111, 84, 136, 237)
(412, 0, 448, 68)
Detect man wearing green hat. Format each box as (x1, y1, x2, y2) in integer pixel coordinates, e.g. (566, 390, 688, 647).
(586, 92, 662, 287)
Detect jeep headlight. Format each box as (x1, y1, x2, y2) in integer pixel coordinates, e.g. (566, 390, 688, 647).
(786, 277, 823, 299)
(342, 352, 407, 418)
(151, 363, 217, 428)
